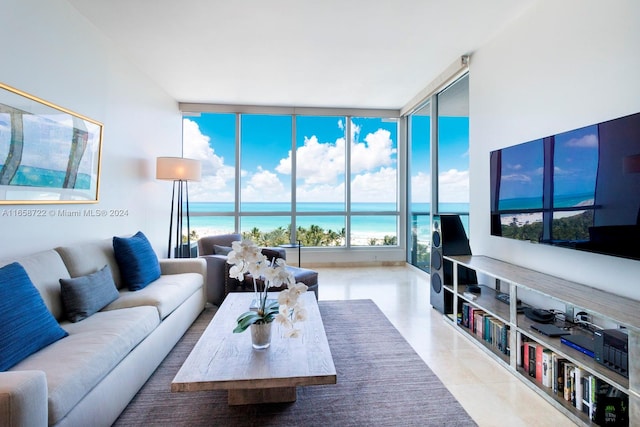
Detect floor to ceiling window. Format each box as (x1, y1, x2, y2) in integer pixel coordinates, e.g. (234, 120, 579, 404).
(437, 75, 470, 231)
(350, 117, 399, 246)
(239, 114, 292, 245)
(182, 113, 236, 236)
(182, 110, 399, 248)
(294, 115, 347, 246)
(406, 74, 469, 272)
(407, 102, 431, 270)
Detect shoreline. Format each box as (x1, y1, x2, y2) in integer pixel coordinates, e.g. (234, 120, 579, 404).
(499, 210, 586, 227)
(190, 226, 395, 246)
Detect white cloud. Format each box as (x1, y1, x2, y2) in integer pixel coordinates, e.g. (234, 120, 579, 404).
(182, 118, 235, 201)
(502, 173, 532, 182)
(183, 119, 227, 173)
(351, 129, 397, 173)
(565, 134, 598, 148)
(189, 176, 234, 201)
(277, 135, 345, 184)
(410, 171, 431, 203)
(351, 167, 397, 203)
(277, 128, 397, 192)
(242, 167, 289, 202)
(182, 118, 400, 204)
(438, 168, 469, 203)
(297, 181, 345, 203)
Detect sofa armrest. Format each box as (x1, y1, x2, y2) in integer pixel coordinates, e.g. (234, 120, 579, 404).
(0, 371, 48, 427)
(159, 258, 206, 277)
(199, 255, 230, 306)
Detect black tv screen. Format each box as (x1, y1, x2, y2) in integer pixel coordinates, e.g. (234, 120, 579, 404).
(490, 111, 640, 261)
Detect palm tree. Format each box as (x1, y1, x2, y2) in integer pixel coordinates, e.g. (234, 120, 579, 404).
(0, 107, 24, 185)
(63, 117, 89, 188)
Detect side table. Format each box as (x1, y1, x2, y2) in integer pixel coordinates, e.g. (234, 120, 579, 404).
(280, 240, 302, 267)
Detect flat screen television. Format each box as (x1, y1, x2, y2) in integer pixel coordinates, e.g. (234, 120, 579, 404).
(490, 111, 640, 261)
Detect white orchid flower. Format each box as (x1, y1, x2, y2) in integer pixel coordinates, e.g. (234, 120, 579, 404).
(227, 238, 308, 338)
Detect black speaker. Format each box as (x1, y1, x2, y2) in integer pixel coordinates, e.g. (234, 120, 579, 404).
(430, 215, 449, 314)
(430, 214, 477, 313)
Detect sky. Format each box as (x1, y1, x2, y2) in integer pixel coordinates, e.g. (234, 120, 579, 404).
(183, 113, 470, 205)
(498, 124, 598, 207)
(0, 110, 101, 187)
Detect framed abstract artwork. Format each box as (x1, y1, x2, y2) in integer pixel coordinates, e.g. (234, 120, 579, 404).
(0, 82, 103, 204)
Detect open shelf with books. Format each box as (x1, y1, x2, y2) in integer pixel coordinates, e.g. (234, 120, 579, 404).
(443, 255, 639, 427)
(457, 294, 511, 365)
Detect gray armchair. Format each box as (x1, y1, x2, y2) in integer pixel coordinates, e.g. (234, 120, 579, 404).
(197, 234, 286, 305)
(198, 234, 319, 306)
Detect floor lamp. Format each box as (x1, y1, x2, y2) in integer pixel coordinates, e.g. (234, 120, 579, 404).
(156, 157, 202, 258)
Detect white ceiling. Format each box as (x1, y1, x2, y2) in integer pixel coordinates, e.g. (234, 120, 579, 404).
(68, 0, 535, 110)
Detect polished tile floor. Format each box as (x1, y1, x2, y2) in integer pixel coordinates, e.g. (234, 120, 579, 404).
(315, 265, 575, 427)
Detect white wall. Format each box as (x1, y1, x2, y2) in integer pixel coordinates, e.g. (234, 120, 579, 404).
(0, 0, 181, 258)
(469, 0, 640, 300)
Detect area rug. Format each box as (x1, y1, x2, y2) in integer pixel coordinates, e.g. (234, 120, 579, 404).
(114, 300, 477, 426)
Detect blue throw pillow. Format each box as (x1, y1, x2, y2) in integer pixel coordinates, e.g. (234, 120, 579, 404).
(113, 231, 161, 291)
(0, 262, 68, 372)
(60, 264, 120, 322)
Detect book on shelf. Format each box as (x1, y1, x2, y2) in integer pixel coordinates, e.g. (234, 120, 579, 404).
(500, 322, 510, 355)
(564, 362, 575, 402)
(552, 354, 568, 397)
(574, 366, 583, 411)
(542, 349, 553, 388)
(484, 315, 492, 343)
(581, 374, 597, 421)
(461, 302, 470, 328)
(522, 341, 545, 383)
(473, 310, 485, 337)
(534, 344, 543, 383)
(522, 341, 529, 374)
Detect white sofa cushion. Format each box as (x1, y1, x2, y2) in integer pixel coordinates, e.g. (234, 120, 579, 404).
(10, 306, 159, 425)
(0, 249, 71, 321)
(56, 239, 124, 289)
(103, 272, 203, 320)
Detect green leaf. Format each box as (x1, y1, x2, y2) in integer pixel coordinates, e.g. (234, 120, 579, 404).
(265, 300, 279, 314)
(233, 312, 261, 333)
(233, 301, 280, 333)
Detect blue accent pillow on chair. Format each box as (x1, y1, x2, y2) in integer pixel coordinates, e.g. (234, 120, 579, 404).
(113, 231, 161, 291)
(0, 262, 68, 372)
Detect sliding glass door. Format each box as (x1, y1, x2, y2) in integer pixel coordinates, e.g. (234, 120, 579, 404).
(406, 74, 469, 272)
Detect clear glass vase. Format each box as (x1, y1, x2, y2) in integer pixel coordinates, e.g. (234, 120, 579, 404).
(250, 322, 272, 349)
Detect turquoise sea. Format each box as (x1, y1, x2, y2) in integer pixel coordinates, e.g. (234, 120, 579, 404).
(498, 193, 594, 211)
(187, 202, 468, 236)
(0, 164, 90, 189)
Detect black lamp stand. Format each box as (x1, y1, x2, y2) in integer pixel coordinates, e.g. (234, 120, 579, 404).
(167, 179, 193, 258)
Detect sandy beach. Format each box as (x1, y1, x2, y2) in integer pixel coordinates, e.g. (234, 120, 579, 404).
(190, 226, 393, 246)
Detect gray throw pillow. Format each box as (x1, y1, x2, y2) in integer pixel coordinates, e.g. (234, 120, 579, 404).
(60, 264, 119, 322)
(213, 245, 233, 255)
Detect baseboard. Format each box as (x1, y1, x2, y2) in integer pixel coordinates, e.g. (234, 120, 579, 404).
(304, 260, 406, 268)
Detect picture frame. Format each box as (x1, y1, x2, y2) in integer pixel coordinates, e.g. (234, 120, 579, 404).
(0, 82, 103, 204)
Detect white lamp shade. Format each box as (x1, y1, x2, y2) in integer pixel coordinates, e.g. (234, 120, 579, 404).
(156, 157, 202, 181)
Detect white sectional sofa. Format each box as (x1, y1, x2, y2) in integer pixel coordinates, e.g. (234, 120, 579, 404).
(0, 233, 206, 427)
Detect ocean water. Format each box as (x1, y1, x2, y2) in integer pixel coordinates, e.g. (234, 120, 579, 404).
(0, 164, 90, 189)
(498, 193, 594, 211)
(187, 202, 468, 236)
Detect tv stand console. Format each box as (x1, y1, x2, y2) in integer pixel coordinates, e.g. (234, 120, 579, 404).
(443, 255, 639, 426)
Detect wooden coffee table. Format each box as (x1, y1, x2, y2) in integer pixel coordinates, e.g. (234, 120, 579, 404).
(171, 292, 337, 405)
